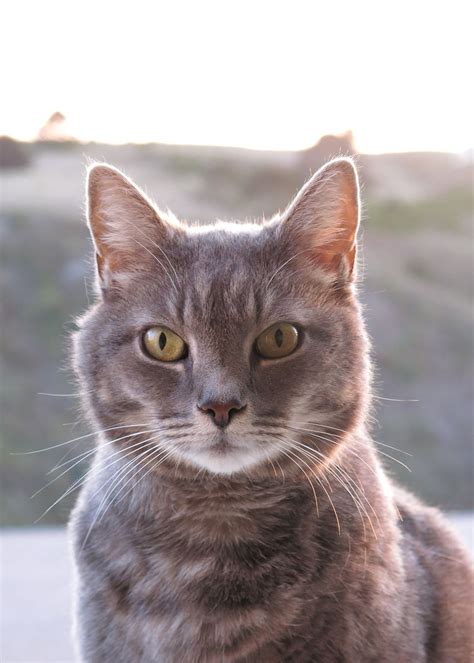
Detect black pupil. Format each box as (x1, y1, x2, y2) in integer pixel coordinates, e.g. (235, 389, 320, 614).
(275, 328, 284, 347)
(158, 332, 167, 350)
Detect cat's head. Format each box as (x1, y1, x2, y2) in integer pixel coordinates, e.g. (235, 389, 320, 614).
(74, 158, 370, 476)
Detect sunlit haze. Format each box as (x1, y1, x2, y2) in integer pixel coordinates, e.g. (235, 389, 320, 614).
(2, 0, 473, 153)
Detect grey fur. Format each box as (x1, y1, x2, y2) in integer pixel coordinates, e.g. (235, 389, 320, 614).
(70, 159, 473, 662)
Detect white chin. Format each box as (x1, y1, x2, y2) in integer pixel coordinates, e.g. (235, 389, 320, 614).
(182, 445, 270, 476)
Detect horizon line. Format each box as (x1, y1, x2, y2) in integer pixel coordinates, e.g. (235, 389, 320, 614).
(2, 135, 473, 158)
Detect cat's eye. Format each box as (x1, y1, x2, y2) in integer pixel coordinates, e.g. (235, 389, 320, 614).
(255, 322, 299, 359)
(142, 326, 187, 362)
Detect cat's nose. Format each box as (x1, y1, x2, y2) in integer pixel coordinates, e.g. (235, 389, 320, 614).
(197, 399, 246, 428)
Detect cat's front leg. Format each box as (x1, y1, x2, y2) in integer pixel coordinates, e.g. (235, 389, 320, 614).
(73, 577, 162, 663)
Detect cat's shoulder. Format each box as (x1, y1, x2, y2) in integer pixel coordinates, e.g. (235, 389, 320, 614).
(393, 485, 472, 577)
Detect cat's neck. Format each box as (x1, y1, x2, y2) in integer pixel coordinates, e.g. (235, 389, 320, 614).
(97, 431, 395, 551)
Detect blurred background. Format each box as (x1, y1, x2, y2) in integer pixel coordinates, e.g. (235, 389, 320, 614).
(0, 1, 473, 659)
(2, 137, 473, 525)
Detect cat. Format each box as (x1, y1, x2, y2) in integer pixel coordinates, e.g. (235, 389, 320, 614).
(70, 157, 473, 662)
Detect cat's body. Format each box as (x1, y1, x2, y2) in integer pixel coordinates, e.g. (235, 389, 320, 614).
(70, 159, 473, 662)
(72, 442, 471, 662)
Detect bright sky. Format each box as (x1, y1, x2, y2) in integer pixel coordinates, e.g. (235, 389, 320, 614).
(2, 0, 473, 153)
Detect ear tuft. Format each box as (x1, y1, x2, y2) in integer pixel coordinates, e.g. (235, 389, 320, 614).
(281, 157, 360, 279)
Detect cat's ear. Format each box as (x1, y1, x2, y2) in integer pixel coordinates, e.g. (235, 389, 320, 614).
(279, 157, 360, 280)
(86, 163, 177, 288)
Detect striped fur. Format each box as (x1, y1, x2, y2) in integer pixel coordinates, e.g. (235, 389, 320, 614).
(70, 159, 473, 662)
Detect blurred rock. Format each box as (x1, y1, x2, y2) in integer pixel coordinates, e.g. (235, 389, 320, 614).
(0, 136, 31, 170)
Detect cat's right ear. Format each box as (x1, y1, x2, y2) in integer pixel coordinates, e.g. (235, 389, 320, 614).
(86, 163, 178, 290)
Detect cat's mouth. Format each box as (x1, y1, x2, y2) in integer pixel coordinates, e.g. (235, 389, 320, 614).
(207, 433, 234, 454)
(183, 430, 252, 461)
(175, 426, 272, 475)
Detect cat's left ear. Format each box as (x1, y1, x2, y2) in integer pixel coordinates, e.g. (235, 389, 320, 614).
(279, 157, 360, 280)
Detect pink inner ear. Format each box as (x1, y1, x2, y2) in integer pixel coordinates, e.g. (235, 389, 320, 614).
(313, 243, 357, 280)
(87, 164, 168, 280)
(279, 158, 360, 280)
(310, 170, 359, 276)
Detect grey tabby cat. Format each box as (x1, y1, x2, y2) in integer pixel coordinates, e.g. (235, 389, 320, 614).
(70, 158, 473, 662)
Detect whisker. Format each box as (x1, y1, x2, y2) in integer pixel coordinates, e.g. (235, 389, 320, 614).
(276, 446, 320, 518)
(374, 441, 412, 457)
(131, 239, 179, 295)
(290, 421, 412, 458)
(374, 396, 419, 402)
(277, 432, 379, 539)
(112, 448, 176, 509)
(33, 431, 162, 498)
(287, 428, 379, 498)
(37, 392, 89, 398)
(286, 425, 379, 477)
(375, 449, 412, 472)
(12, 423, 155, 455)
(79, 444, 170, 547)
(265, 452, 279, 479)
(33, 436, 164, 523)
(49, 439, 85, 474)
(277, 440, 340, 534)
(34, 472, 91, 523)
(125, 220, 180, 290)
(274, 457, 286, 481)
(46, 426, 167, 475)
(288, 442, 368, 538)
(266, 248, 315, 288)
(287, 437, 378, 538)
(81, 445, 175, 549)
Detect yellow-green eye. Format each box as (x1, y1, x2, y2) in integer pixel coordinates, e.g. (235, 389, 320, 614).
(143, 326, 187, 362)
(255, 322, 299, 359)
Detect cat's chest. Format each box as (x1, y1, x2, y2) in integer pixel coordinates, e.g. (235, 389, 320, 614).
(84, 497, 315, 660)
(74, 484, 407, 662)
(104, 503, 311, 609)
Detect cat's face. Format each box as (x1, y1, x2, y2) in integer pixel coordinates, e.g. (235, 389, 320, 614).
(75, 159, 369, 476)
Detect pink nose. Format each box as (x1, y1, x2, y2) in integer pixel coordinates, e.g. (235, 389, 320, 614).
(197, 400, 245, 428)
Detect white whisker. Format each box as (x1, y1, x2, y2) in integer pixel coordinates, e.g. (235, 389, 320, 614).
(131, 239, 179, 295)
(12, 423, 155, 455)
(277, 439, 341, 534)
(79, 443, 170, 549)
(33, 431, 162, 498)
(277, 446, 320, 518)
